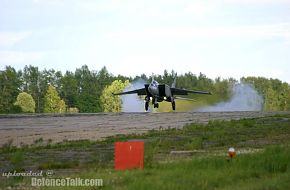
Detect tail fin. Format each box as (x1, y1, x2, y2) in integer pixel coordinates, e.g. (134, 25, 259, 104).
(171, 73, 177, 88)
(151, 73, 155, 82)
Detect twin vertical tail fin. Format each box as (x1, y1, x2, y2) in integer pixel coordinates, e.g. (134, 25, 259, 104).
(151, 73, 155, 83)
(171, 73, 177, 88)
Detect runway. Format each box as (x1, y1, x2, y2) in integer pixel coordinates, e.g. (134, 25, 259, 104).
(0, 112, 288, 146)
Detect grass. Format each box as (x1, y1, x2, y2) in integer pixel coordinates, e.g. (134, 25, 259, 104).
(39, 160, 80, 170)
(9, 150, 24, 171)
(104, 145, 290, 190)
(1, 114, 290, 189)
(158, 99, 207, 112)
(158, 93, 229, 112)
(39, 145, 290, 190)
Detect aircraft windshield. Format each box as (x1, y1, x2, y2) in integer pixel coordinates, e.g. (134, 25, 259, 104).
(152, 81, 158, 86)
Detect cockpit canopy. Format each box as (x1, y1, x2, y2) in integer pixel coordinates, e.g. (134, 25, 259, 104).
(151, 80, 159, 87)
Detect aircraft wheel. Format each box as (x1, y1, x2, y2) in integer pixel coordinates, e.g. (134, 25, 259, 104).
(154, 103, 159, 108)
(172, 101, 176, 110)
(145, 101, 149, 111)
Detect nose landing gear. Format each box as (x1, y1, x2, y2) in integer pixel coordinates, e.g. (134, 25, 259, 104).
(154, 103, 159, 108)
(152, 97, 159, 108)
(144, 96, 173, 111)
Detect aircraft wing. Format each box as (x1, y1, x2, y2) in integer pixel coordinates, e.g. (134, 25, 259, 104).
(175, 97, 196, 101)
(113, 88, 147, 96)
(171, 88, 212, 95)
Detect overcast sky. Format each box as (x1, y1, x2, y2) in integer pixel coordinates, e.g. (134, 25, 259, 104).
(0, 0, 289, 82)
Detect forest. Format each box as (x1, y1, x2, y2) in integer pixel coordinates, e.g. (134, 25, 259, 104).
(0, 65, 289, 114)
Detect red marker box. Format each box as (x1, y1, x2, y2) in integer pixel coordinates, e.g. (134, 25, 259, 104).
(115, 141, 144, 170)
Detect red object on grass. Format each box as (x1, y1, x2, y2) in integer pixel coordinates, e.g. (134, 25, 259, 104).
(115, 141, 144, 170)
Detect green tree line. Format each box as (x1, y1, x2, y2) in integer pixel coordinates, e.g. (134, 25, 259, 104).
(0, 65, 129, 113)
(0, 65, 289, 113)
(241, 77, 290, 111)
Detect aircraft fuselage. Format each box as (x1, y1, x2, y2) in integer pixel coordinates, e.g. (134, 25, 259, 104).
(147, 80, 173, 102)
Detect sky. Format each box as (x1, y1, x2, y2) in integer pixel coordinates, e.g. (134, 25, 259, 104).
(0, 0, 290, 82)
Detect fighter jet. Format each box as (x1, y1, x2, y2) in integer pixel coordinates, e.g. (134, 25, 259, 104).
(113, 77, 211, 111)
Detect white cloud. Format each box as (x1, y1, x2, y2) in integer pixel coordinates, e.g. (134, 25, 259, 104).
(32, 0, 65, 6)
(185, 1, 215, 18)
(107, 54, 163, 77)
(76, 0, 216, 19)
(77, 0, 121, 13)
(0, 51, 44, 64)
(105, 23, 290, 42)
(223, 0, 290, 4)
(0, 32, 32, 47)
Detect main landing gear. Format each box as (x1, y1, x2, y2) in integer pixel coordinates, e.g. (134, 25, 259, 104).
(145, 96, 149, 111)
(171, 100, 176, 111)
(145, 101, 149, 111)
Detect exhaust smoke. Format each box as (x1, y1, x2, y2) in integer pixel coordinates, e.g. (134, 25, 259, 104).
(197, 83, 264, 112)
(121, 79, 147, 112)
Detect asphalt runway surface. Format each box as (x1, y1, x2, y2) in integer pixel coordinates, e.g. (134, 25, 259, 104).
(0, 112, 288, 146)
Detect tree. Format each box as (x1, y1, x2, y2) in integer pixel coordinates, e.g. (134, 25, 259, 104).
(22, 65, 41, 112)
(38, 69, 63, 113)
(14, 92, 36, 113)
(44, 85, 66, 113)
(100, 80, 130, 112)
(278, 83, 290, 111)
(264, 87, 280, 111)
(214, 78, 231, 100)
(74, 65, 114, 112)
(60, 71, 78, 107)
(162, 69, 176, 85)
(75, 65, 100, 112)
(0, 66, 22, 113)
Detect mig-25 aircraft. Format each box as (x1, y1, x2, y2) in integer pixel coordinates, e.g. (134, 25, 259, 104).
(113, 76, 211, 111)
